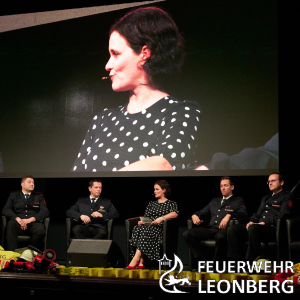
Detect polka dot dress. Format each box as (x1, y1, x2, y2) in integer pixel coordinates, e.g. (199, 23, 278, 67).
(72, 96, 201, 171)
(130, 200, 179, 261)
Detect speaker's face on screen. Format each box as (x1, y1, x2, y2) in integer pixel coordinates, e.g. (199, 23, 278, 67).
(88, 182, 103, 198)
(105, 31, 146, 92)
(0, 2, 279, 177)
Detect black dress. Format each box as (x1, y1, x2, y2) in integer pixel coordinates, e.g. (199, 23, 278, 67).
(72, 96, 201, 171)
(130, 200, 179, 261)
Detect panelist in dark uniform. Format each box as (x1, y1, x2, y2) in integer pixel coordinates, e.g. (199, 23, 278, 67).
(182, 176, 247, 266)
(227, 172, 295, 262)
(2, 175, 49, 251)
(66, 179, 119, 239)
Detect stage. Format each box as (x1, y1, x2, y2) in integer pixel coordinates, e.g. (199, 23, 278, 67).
(1, 270, 299, 299)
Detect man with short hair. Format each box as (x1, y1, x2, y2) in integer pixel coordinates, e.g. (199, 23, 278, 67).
(183, 176, 247, 268)
(66, 179, 119, 239)
(2, 175, 49, 251)
(227, 172, 295, 262)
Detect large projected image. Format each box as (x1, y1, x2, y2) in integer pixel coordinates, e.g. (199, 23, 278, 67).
(0, 1, 278, 177)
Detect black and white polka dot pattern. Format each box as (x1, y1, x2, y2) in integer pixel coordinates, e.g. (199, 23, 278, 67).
(72, 96, 201, 171)
(130, 200, 179, 261)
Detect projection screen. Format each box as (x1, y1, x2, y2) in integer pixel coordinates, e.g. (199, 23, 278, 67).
(0, 0, 278, 177)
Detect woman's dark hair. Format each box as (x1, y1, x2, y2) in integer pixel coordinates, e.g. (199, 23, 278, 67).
(155, 180, 172, 198)
(109, 6, 185, 87)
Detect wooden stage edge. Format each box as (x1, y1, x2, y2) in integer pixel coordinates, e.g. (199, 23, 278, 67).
(1, 271, 300, 298)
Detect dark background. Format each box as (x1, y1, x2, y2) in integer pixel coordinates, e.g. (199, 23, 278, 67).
(0, 0, 299, 265)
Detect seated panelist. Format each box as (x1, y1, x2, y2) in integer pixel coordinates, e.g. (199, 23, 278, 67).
(2, 175, 49, 251)
(126, 180, 179, 269)
(66, 179, 119, 240)
(182, 176, 247, 267)
(227, 172, 295, 262)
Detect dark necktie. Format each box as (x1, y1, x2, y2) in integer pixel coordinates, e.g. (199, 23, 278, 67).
(91, 198, 96, 207)
(25, 194, 29, 202)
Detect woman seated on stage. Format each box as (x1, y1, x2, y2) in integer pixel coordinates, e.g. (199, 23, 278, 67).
(72, 6, 200, 172)
(126, 180, 179, 269)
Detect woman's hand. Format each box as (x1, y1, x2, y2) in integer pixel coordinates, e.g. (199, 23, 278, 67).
(151, 217, 164, 226)
(194, 165, 209, 170)
(118, 156, 173, 171)
(138, 221, 145, 225)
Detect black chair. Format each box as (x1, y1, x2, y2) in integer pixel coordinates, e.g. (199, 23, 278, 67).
(286, 216, 300, 264)
(186, 218, 244, 270)
(125, 217, 179, 267)
(1, 215, 50, 251)
(66, 217, 114, 250)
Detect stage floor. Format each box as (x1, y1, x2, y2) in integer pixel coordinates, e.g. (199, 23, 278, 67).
(1, 271, 299, 299)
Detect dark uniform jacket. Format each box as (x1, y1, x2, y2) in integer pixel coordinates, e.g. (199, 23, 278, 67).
(250, 190, 295, 226)
(194, 195, 247, 228)
(66, 197, 119, 228)
(2, 190, 49, 222)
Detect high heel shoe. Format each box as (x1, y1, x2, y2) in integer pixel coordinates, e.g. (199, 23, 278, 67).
(126, 262, 139, 269)
(136, 265, 145, 269)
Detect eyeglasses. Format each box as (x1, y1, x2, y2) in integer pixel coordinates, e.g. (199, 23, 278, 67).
(267, 179, 278, 184)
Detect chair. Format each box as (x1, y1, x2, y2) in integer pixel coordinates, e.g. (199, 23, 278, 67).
(286, 216, 300, 264)
(1, 215, 50, 251)
(186, 218, 243, 270)
(125, 217, 179, 267)
(66, 217, 114, 250)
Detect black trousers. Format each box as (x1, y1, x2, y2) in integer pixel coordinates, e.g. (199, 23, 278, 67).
(6, 220, 45, 251)
(182, 226, 228, 263)
(72, 224, 107, 239)
(227, 223, 276, 261)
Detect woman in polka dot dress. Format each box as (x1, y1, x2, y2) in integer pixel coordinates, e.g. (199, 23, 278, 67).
(126, 180, 179, 269)
(72, 7, 201, 172)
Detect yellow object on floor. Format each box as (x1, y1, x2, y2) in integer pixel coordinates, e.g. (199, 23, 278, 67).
(0, 250, 21, 260)
(54, 266, 278, 284)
